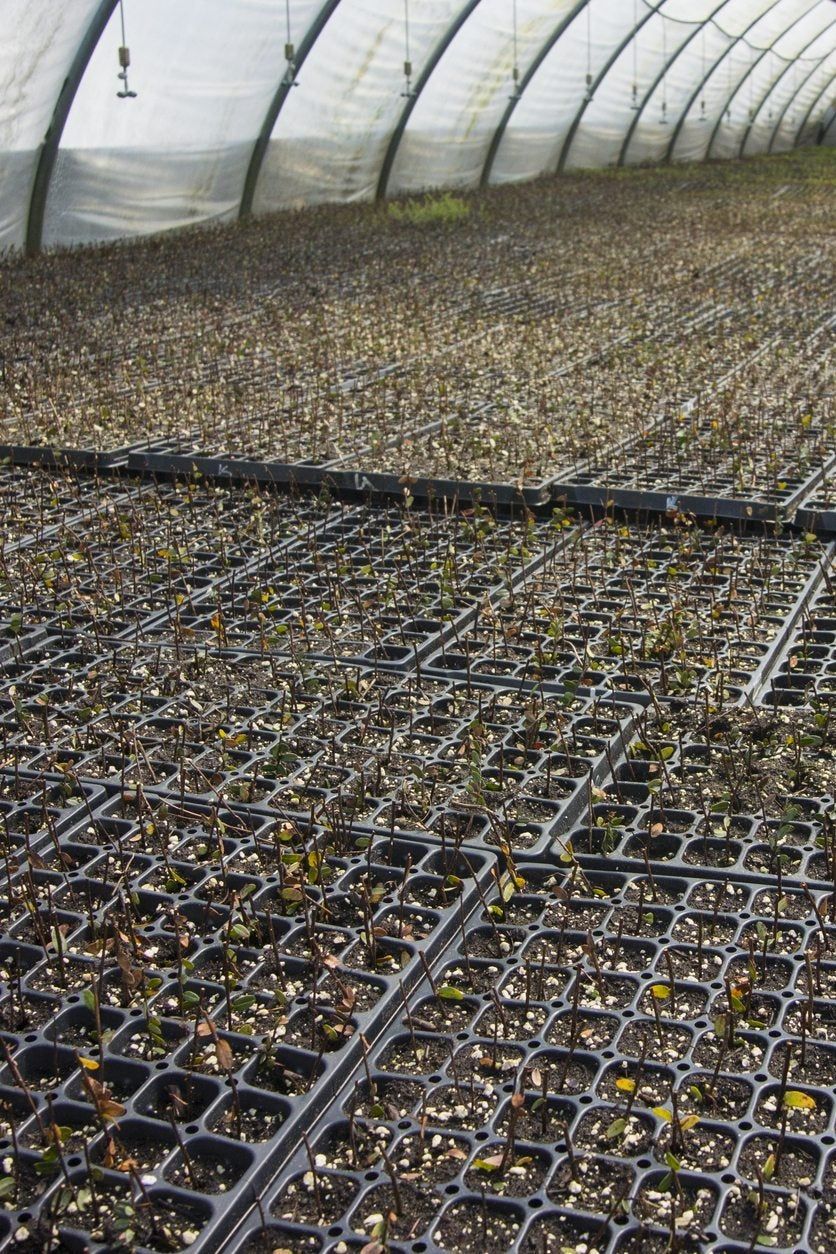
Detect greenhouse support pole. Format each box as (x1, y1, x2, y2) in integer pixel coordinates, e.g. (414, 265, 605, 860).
(618, 0, 729, 167)
(25, 0, 120, 256)
(377, 0, 483, 201)
(556, 0, 665, 175)
(738, 16, 836, 158)
(480, 0, 589, 190)
(240, 0, 341, 220)
(793, 63, 836, 142)
(767, 46, 836, 150)
(821, 103, 836, 142)
(705, 4, 824, 162)
(664, 0, 785, 163)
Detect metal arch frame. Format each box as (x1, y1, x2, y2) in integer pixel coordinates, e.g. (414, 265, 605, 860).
(479, 0, 589, 190)
(821, 101, 836, 141)
(25, 0, 120, 256)
(793, 59, 836, 141)
(767, 40, 836, 149)
(617, 0, 729, 167)
(738, 12, 836, 157)
(664, 0, 785, 163)
(556, 0, 666, 175)
(704, 2, 823, 161)
(239, 0, 341, 220)
(377, 0, 484, 201)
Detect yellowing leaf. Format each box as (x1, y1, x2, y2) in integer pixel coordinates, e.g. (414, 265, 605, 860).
(783, 1089, 816, 1110)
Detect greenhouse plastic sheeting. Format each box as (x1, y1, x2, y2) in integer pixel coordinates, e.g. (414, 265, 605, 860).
(0, 0, 833, 252)
(0, 0, 104, 250)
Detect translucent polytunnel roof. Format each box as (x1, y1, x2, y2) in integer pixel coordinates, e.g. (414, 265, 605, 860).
(1, 0, 834, 252)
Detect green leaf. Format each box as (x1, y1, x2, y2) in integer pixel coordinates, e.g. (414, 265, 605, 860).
(605, 1117, 626, 1140)
(437, 985, 464, 1001)
(232, 995, 257, 1013)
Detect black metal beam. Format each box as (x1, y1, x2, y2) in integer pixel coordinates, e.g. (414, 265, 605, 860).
(738, 15, 835, 157)
(664, 0, 785, 163)
(239, 0, 341, 220)
(556, 0, 665, 175)
(618, 0, 729, 167)
(821, 101, 836, 141)
(704, 2, 822, 161)
(480, 0, 589, 190)
(377, 0, 484, 201)
(25, 0, 120, 256)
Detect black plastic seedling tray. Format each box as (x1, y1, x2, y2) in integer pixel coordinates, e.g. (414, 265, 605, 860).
(741, 542, 835, 703)
(550, 481, 785, 526)
(796, 457, 836, 536)
(128, 449, 553, 510)
(0, 443, 126, 472)
(0, 437, 199, 475)
(796, 503, 836, 536)
(550, 449, 836, 533)
(0, 625, 49, 668)
(0, 469, 834, 1251)
(341, 696, 642, 863)
(220, 858, 836, 1254)
(29, 500, 579, 673)
(0, 787, 499, 1254)
(761, 582, 836, 707)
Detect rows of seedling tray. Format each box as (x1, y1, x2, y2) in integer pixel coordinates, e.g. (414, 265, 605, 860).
(2, 153, 835, 529)
(0, 152, 834, 1252)
(0, 454, 833, 1252)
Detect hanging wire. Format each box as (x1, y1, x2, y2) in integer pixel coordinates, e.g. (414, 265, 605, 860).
(659, 11, 667, 124)
(699, 23, 707, 120)
(402, 0, 415, 98)
(788, 59, 798, 126)
(284, 0, 299, 88)
(748, 41, 757, 123)
(116, 0, 137, 98)
(630, 0, 639, 109)
(509, 0, 521, 100)
(725, 37, 733, 123)
(766, 51, 774, 121)
(584, 0, 594, 103)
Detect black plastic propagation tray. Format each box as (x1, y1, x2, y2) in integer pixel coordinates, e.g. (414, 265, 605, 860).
(0, 467, 834, 1251)
(222, 858, 836, 1254)
(0, 787, 500, 1253)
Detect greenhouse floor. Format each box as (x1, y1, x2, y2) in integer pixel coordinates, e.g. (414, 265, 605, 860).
(0, 151, 834, 1253)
